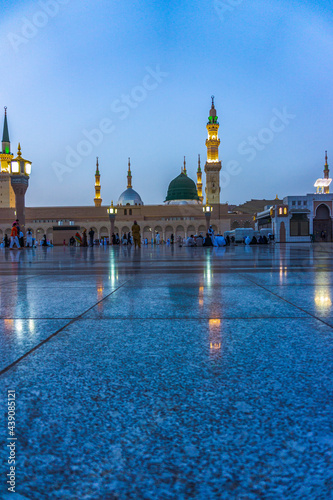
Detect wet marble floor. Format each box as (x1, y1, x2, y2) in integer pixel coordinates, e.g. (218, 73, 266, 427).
(0, 243, 332, 499)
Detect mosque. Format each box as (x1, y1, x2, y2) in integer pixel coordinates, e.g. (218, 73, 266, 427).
(0, 98, 262, 243)
(0, 97, 330, 243)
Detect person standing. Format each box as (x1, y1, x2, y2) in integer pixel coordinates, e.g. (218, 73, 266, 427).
(156, 232, 160, 245)
(10, 224, 20, 249)
(132, 220, 141, 248)
(82, 229, 88, 247)
(19, 230, 24, 248)
(26, 229, 33, 247)
(89, 228, 95, 247)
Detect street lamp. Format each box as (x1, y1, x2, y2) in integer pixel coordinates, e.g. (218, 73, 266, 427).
(10, 143, 32, 234)
(203, 203, 213, 232)
(107, 201, 117, 244)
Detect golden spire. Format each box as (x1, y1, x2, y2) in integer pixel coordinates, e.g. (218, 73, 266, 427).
(127, 157, 132, 188)
(17, 143, 22, 158)
(197, 153, 203, 203)
(324, 150, 330, 192)
(94, 157, 102, 207)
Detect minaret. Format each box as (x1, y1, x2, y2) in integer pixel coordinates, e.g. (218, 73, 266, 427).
(127, 157, 132, 188)
(324, 151, 330, 194)
(0, 107, 15, 207)
(204, 96, 222, 204)
(94, 157, 102, 207)
(10, 143, 31, 233)
(2, 106, 10, 154)
(182, 156, 187, 176)
(197, 154, 203, 203)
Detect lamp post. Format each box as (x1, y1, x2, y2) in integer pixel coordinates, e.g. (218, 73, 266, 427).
(10, 143, 32, 235)
(107, 201, 117, 244)
(203, 203, 213, 233)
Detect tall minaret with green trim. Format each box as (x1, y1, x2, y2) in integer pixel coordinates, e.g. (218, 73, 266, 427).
(0, 107, 15, 207)
(204, 96, 221, 204)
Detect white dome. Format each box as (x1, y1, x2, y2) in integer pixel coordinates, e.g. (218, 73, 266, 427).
(117, 188, 144, 206)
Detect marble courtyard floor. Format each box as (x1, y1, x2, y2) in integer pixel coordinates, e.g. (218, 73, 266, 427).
(0, 244, 332, 500)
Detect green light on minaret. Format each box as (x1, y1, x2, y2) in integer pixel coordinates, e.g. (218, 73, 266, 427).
(2, 106, 10, 154)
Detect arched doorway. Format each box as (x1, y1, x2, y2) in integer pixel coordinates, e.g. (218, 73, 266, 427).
(313, 204, 332, 242)
(176, 225, 185, 238)
(143, 226, 151, 241)
(165, 225, 173, 241)
(279, 221, 286, 243)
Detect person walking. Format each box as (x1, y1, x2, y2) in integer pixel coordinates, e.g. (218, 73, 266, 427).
(75, 232, 82, 246)
(132, 220, 141, 248)
(10, 224, 20, 249)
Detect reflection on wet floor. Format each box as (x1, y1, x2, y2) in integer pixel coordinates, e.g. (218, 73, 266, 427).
(0, 244, 333, 499)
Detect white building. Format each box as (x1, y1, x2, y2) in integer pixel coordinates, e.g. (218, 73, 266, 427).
(256, 193, 333, 242)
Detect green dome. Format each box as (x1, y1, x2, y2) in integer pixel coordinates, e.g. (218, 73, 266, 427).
(165, 173, 200, 203)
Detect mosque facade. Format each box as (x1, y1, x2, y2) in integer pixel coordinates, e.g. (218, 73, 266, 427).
(1, 98, 329, 243)
(0, 98, 258, 243)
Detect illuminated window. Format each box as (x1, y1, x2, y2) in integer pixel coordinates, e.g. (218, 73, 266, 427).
(283, 208, 287, 215)
(279, 207, 283, 215)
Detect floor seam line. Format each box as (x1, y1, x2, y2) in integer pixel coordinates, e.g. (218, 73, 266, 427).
(239, 273, 333, 330)
(0, 279, 132, 378)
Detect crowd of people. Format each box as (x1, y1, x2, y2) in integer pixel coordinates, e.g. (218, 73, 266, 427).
(1, 220, 273, 250)
(0, 220, 53, 249)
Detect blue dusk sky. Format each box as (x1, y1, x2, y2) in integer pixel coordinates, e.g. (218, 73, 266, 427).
(0, 0, 333, 206)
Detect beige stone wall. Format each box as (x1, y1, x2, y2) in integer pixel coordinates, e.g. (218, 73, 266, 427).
(0, 203, 247, 242)
(0, 176, 15, 208)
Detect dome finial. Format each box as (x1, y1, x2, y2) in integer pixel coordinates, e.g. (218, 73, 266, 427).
(183, 156, 187, 175)
(127, 157, 132, 188)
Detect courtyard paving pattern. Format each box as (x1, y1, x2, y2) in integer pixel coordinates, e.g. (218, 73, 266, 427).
(0, 244, 332, 499)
